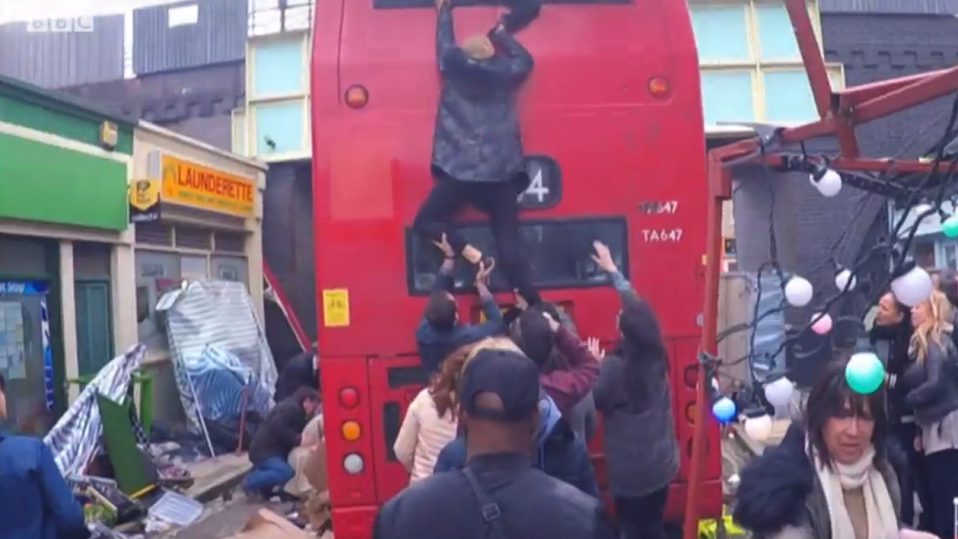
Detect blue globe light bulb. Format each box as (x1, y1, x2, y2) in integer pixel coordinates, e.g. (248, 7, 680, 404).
(712, 397, 737, 423)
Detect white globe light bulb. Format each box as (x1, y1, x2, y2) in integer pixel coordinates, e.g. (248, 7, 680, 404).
(891, 266, 933, 307)
(743, 414, 774, 442)
(811, 168, 842, 197)
(834, 269, 857, 292)
(784, 276, 814, 307)
(764, 377, 795, 408)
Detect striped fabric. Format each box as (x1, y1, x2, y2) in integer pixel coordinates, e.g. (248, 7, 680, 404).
(43, 344, 145, 477)
(157, 280, 278, 432)
(182, 345, 272, 422)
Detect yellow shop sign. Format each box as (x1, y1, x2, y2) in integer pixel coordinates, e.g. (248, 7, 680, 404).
(161, 155, 256, 217)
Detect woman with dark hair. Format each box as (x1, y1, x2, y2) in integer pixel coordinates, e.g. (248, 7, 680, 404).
(590, 241, 678, 539)
(902, 289, 958, 538)
(734, 359, 910, 539)
(870, 290, 923, 527)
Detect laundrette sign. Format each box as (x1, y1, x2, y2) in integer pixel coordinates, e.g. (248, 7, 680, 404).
(148, 151, 256, 218)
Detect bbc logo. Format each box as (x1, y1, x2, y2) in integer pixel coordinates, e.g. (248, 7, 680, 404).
(26, 17, 95, 33)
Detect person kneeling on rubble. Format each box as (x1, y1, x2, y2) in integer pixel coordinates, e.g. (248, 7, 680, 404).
(0, 373, 90, 539)
(244, 387, 321, 500)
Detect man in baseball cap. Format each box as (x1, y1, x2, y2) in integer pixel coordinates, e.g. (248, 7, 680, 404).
(373, 349, 615, 539)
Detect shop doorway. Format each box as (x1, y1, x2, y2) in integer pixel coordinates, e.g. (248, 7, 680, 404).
(0, 280, 55, 435)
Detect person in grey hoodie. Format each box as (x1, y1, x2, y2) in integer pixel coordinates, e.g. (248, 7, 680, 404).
(590, 241, 679, 539)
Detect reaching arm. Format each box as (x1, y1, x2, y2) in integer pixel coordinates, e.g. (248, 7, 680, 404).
(487, 26, 534, 83)
(540, 327, 600, 413)
(436, 4, 459, 73)
(38, 442, 91, 539)
(608, 270, 665, 351)
(393, 393, 422, 471)
(478, 286, 502, 325)
(432, 258, 455, 293)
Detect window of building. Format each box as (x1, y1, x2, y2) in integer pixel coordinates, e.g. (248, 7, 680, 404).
(943, 243, 958, 270)
(135, 224, 249, 354)
(690, 0, 843, 129)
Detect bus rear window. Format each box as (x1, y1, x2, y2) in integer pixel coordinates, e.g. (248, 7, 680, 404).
(376, 0, 630, 8)
(406, 217, 628, 295)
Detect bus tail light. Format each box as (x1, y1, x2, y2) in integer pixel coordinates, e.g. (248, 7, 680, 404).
(341, 420, 362, 441)
(343, 453, 365, 475)
(648, 76, 671, 99)
(345, 85, 369, 108)
(339, 387, 360, 408)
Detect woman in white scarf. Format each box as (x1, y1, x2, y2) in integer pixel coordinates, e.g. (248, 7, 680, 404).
(734, 360, 939, 539)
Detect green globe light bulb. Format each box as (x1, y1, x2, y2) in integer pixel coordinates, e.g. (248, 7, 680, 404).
(943, 214, 958, 238)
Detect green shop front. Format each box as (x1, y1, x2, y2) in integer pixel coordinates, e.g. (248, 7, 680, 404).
(0, 76, 133, 435)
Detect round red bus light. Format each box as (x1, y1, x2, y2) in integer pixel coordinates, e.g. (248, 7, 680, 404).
(339, 387, 360, 409)
(345, 85, 369, 108)
(648, 76, 671, 99)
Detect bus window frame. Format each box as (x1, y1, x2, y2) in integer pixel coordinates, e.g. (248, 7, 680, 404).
(404, 216, 630, 295)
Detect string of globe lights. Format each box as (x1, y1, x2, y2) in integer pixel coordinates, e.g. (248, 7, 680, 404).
(703, 92, 958, 444)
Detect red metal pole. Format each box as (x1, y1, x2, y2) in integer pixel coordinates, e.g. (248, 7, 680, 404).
(682, 154, 729, 539)
(784, 0, 832, 119)
(854, 66, 958, 124)
(839, 70, 949, 107)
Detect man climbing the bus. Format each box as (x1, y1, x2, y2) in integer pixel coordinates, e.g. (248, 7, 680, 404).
(417, 235, 503, 375)
(412, 0, 542, 307)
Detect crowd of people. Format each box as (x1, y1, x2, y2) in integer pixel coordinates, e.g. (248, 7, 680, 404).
(733, 270, 958, 539)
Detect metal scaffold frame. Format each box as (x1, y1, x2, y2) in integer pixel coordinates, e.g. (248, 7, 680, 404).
(683, 1, 958, 537)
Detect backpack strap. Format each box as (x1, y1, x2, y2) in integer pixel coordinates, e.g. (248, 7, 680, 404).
(461, 467, 509, 539)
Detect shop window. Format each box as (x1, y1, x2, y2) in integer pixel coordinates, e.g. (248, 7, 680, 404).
(213, 256, 250, 285)
(180, 255, 208, 280)
(690, 6, 750, 63)
(136, 223, 174, 246)
(175, 227, 213, 250)
(701, 71, 754, 125)
(136, 251, 179, 352)
(755, 4, 800, 61)
(915, 242, 936, 269)
(215, 232, 247, 253)
(944, 244, 958, 270)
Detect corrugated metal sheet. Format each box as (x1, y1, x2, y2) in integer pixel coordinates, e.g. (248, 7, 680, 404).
(820, 0, 958, 14)
(0, 15, 124, 89)
(133, 0, 246, 76)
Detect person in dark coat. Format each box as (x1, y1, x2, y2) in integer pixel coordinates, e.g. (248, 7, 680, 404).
(412, 0, 541, 306)
(244, 387, 320, 498)
(374, 348, 615, 539)
(733, 360, 908, 539)
(870, 290, 924, 528)
(273, 343, 319, 402)
(590, 241, 678, 539)
(0, 373, 90, 539)
(432, 389, 599, 498)
(416, 238, 503, 374)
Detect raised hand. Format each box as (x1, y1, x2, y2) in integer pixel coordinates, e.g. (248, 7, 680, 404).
(435, 0, 449, 10)
(432, 233, 455, 259)
(592, 241, 617, 273)
(587, 337, 605, 360)
(542, 311, 560, 332)
(475, 259, 496, 290)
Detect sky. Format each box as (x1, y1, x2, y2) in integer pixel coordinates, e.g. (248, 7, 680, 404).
(0, 0, 187, 22)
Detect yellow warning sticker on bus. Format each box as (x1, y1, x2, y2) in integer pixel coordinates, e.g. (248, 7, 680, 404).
(323, 289, 351, 327)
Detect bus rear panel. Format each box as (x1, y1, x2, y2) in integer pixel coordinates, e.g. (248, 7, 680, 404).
(311, 1, 721, 537)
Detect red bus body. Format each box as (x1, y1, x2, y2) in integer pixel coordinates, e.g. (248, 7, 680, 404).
(311, 1, 721, 537)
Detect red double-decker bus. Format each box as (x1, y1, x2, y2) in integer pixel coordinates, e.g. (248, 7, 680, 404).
(310, 1, 722, 537)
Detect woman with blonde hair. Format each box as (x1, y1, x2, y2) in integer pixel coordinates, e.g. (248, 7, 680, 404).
(903, 288, 958, 537)
(394, 338, 521, 483)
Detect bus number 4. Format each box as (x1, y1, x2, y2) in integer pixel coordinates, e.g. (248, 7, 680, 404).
(519, 168, 550, 204)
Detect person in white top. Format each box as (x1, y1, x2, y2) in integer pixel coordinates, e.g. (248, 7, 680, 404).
(395, 337, 524, 483)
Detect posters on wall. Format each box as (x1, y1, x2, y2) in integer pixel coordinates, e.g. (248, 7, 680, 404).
(0, 301, 26, 380)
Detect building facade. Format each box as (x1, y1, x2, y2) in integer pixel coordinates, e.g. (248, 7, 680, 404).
(820, 4, 958, 269)
(131, 121, 267, 424)
(0, 75, 134, 435)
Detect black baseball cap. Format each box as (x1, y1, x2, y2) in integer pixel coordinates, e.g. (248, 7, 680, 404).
(459, 348, 541, 423)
